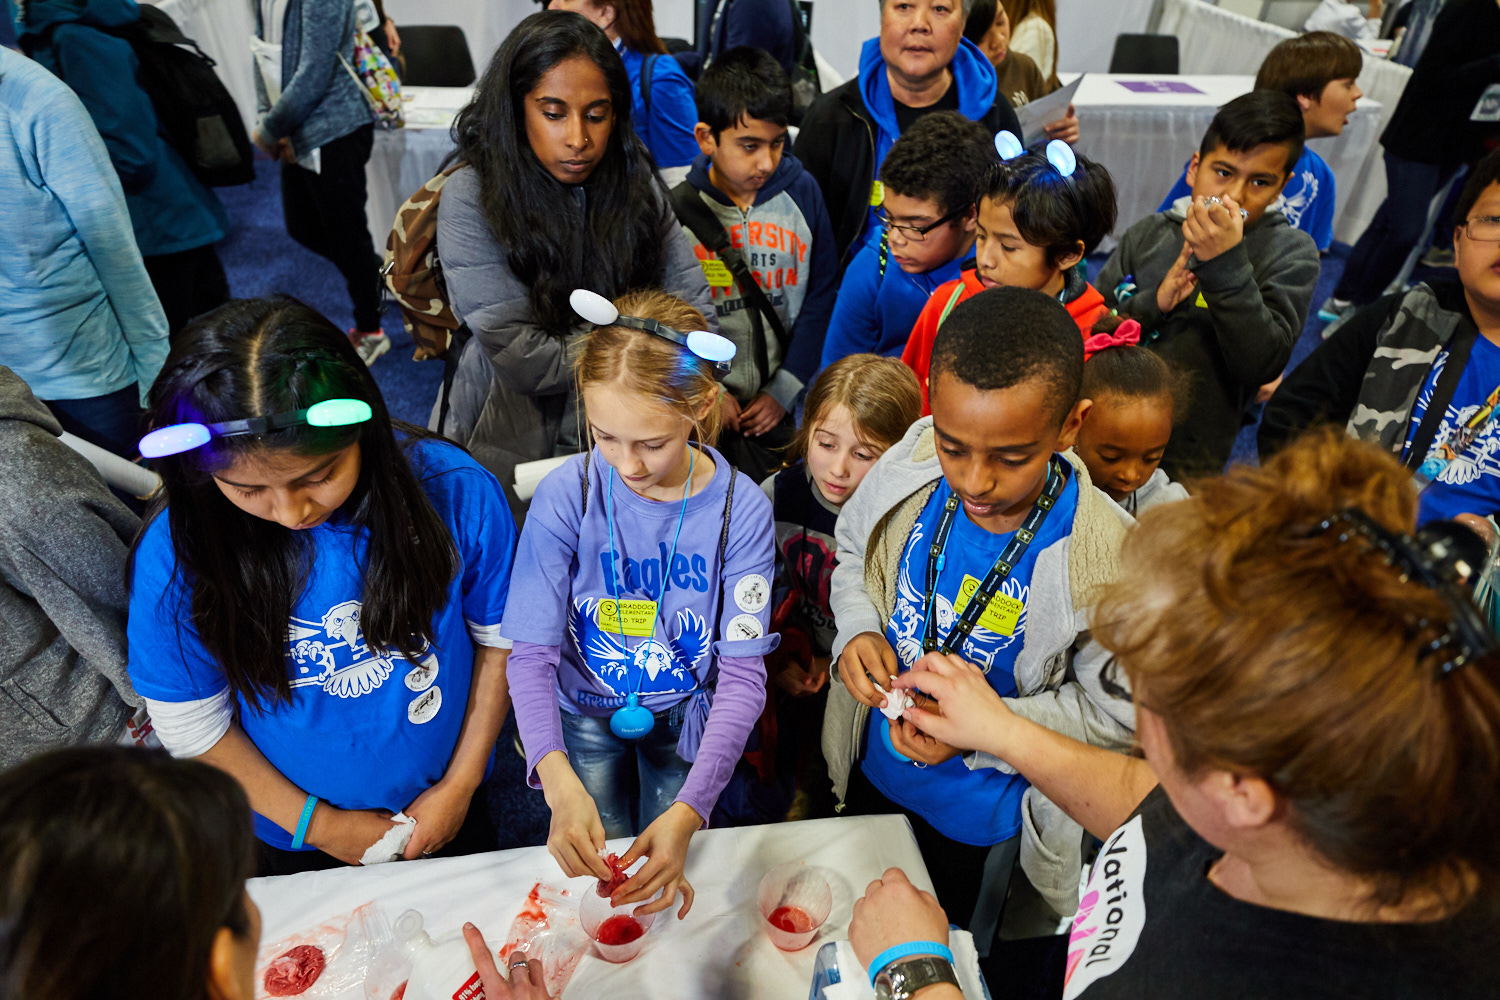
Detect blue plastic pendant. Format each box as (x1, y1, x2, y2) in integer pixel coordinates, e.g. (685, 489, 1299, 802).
(879, 719, 913, 763)
(1418, 456, 1449, 484)
(610, 693, 655, 740)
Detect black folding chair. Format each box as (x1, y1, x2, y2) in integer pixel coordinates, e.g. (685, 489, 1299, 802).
(1108, 34, 1180, 74)
(397, 25, 477, 88)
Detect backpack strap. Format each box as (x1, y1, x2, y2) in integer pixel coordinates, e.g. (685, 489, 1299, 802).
(1405, 324, 1481, 471)
(669, 180, 789, 384)
(719, 462, 736, 564)
(936, 280, 968, 328)
(580, 449, 592, 515)
(642, 53, 657, 120)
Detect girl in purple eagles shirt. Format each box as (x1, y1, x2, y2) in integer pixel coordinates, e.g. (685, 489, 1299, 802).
(503, 290, 776, 920)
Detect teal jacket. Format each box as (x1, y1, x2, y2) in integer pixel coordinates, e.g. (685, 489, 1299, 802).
(0, 47, 168, 404)
(19, 0, 228, 256)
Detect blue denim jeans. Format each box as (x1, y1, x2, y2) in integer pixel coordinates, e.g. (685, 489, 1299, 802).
(1333, 152, 1459, 305)
(560, 703, 692, 838)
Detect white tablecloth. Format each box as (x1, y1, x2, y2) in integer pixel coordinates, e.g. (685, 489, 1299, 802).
(144, 0, 259, 140)
(1068, 72, 1382, 250)
(249, 814, 964, 999)
(365, 87, 472, 250)
(1156, 0, 1412, 244)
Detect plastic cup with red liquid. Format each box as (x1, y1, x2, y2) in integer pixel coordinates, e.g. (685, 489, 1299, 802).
(580, 857, 661, 964)
(758, 864, 832, 951)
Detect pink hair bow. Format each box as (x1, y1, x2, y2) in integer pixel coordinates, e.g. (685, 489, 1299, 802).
(1082, 319, 1142, 362)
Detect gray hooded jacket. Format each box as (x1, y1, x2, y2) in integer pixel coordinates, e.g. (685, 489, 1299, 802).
(824, 418, 1136, 916)
(0, 366, 140, 767)
(435, 167, 717, 515)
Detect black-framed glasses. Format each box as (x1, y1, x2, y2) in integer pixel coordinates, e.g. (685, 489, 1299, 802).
(875, 203, 968, 241)
(1460, 216, 1500, 242)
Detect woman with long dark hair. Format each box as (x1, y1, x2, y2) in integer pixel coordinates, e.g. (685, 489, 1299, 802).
(436, 11, 715, 511)
(126, 297, 519, 876)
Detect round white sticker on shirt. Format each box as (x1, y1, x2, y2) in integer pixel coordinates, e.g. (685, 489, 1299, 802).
(408, 685, 442, 725)
(734, 574, 771, 614)
(727, 613, 763, 640)
(404, 654, 438, 692)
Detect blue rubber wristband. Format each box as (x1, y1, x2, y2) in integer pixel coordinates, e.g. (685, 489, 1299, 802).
(290, 794, 318, 850)
(867, 941, 955, 985)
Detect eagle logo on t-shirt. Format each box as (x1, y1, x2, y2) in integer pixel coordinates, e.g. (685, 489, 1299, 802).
(567, 598, 712, 692)
(287, 599, 437, 703)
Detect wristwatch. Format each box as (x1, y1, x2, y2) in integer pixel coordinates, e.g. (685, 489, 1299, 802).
(873, 956, 960, 1000)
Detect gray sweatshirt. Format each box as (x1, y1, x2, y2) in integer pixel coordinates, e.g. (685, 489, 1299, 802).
(0, 366, 140, 768)
(1098, 199, 1319, 478)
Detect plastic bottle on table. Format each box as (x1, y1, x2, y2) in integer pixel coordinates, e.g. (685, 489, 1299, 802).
(365, 910, 485, 1000)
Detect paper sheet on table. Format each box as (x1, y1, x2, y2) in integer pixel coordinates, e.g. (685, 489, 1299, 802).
(1015, 74, 1083, 146)
(515, 453, 576, 501)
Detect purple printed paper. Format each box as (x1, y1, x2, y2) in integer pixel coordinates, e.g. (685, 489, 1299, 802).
(1116, 80, 1205, 94)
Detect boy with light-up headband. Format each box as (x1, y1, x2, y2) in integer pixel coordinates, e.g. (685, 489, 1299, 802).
(827, 285, 1135, 939)
(126, 297, 519, 875)
(502, 289, 776, 921)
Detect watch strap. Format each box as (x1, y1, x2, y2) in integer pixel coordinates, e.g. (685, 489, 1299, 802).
(867, 941, 955, 984)
(873, 956, 960, 1000)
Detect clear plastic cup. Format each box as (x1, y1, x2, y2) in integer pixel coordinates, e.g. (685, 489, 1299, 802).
(758, 864, 832, 951)
(592, 911, 655, 963)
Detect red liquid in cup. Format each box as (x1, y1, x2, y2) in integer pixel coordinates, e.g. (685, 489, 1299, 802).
(597, 915, 645, 945)
(768, 906, 814, 934)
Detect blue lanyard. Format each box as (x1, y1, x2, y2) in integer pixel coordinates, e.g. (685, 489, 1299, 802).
(604, 447, 694, 698)
(920, 457, 1068, 656)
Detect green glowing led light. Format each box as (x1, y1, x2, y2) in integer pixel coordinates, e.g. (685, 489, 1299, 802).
(305, 399, 373, 427)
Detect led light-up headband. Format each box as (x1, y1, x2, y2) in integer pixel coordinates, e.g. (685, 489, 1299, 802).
(138, 398, 374, 458)
(570, 289, 736, 380)
(993, 130, 1076, 178)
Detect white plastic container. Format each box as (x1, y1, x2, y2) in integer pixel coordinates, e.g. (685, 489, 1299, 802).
(365, 910, 484, 1000)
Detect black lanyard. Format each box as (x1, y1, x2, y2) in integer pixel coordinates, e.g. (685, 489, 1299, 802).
(921, 457, 1069, 656)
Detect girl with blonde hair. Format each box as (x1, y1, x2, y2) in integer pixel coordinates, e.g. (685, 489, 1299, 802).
(502, 289, 776, 920)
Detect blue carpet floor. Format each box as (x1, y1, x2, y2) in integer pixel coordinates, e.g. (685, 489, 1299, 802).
(218, 155, 549, 848)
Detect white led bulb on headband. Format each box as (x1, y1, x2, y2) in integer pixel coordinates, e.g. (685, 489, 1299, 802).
(570, 288, 737, 378)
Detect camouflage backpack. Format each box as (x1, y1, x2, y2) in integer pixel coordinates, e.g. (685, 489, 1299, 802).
(383, 164, 466, 361)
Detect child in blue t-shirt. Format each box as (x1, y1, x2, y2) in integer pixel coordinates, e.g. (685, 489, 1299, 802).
(126, 298, 518, 876)
(503, 290, 776, 922)
(827, 286, 1135, 930)
(1156, 31, 1364, 253)
(820, 112, 995, 366)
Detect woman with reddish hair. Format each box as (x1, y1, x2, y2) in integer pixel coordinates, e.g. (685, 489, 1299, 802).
(854, 428, 1500, 997)
(545, 0, 701, 170)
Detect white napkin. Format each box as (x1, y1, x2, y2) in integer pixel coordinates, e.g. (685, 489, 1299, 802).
(873, 683, 913, 721)
(360, 812, 417, 865)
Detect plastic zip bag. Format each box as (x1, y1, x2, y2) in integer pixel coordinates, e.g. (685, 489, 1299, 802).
(257, 901, 393, 999)
(499, 883, 590, 996)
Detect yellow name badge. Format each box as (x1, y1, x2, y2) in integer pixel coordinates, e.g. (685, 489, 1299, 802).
(869, 180, 885, 207)
(700, 258, 733, 288)
(1194, 291, 1208, 308)
(597, 599, 658, 637)
(951, 574, 1024, 636)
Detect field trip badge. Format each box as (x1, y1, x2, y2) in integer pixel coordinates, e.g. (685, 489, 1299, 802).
(951, 574, 1024, 636)
(597, 598, 658, 637)
(700, 258, 733, 288)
